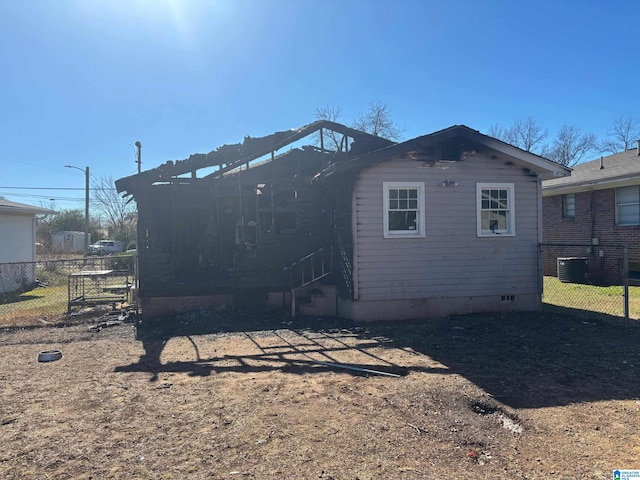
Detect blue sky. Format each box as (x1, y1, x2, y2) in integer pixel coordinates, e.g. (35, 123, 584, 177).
(1, 0, 639, 211)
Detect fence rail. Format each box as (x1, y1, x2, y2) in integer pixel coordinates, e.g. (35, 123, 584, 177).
(0, 255, 136, 327)
(2, 245, 637, 326)
(541, 243, 636, 321)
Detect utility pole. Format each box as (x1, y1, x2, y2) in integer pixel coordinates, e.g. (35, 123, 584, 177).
(135, 141, 142, 174)
(65, 165, 90, 258)
(84, 166, 89, 258)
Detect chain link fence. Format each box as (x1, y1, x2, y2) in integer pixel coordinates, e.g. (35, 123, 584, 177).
(541, 243, 638, 320)
(2, 246, 636, 326)
(0, 255, 136, 327)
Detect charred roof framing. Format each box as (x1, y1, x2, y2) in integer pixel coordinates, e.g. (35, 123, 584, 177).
(115, 121, 394, 307)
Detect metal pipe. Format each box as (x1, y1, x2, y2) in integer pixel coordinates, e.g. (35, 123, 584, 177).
(312, 360, 401, 378)
(135, 141, 142, 174)
(624, 246, 629, 321)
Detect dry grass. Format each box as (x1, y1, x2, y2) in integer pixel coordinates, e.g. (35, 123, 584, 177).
(1, 310, 639, 479)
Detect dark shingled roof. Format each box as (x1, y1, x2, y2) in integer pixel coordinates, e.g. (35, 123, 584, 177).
(543, 147, 640, 195)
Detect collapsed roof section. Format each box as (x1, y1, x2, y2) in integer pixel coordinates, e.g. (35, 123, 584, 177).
(115, 120, 395, 196)
(115, 122, 570, 199)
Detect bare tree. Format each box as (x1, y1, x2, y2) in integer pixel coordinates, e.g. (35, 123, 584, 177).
(487, 123, 508, 142)
(543, 125, 598, 166)
(92, 175, 137, 248)
(509, 117, 548, 153)
(600, 115, 640, 154)
(313, 105, 343, 150)
(34, 199, 57, 249)
(487, 117, 547, 153)
(313, 105, 341, 123)
(352, 101, 402, 140)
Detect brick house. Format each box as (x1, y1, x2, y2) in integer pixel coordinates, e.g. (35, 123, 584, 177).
(542, 143, 640, 284)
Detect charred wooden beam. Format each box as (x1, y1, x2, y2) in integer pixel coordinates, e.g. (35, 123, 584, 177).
(116, 120, 395, 196)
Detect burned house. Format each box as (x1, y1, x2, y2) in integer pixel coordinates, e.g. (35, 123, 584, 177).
(116, 122, 569, 322)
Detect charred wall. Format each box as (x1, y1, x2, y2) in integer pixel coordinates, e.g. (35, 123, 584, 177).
(135, 149, 334, 299)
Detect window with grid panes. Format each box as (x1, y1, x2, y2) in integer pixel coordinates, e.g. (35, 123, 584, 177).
(383, 182, 425, 237)
(477, 183, 515, 236)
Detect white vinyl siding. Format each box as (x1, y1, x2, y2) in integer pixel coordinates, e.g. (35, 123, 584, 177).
(477, 183, 515, 236)
(383, 182, 425, 238)
(353, 157, 538, 302)
(616, 186, 640, 225)
(0, 213, 38, 292)
(0, 214, 37, 263)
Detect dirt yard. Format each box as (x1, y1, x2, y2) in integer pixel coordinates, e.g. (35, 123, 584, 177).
(1, 309, 639, 479)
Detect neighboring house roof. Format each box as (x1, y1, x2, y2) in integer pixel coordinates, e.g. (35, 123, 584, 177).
(319, 124, 571, 180)
(542, 147, 640, 196)
(0, 199, 55, 216)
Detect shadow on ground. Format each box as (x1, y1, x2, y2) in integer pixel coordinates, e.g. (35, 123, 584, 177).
(115, 309, 447, 382)
(115, 306, 640, 409)
(366, 308, 640, 409)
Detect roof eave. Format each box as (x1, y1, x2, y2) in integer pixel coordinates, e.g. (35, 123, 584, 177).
(477, 135, 571, 178)
(0, 206, 56, 216)
(317, 125, 571, 179)
(542, 174, 640, 196)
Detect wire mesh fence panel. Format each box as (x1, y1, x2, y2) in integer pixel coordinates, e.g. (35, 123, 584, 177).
(541, 243, 637, 319)
(0, 256, 136, 326)
(542, 277, 640, 319)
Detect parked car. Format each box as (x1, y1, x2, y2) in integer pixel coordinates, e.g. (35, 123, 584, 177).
(87, 240, 124, 256)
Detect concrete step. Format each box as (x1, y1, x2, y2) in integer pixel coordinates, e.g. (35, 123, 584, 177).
(299, 285, 336, 317)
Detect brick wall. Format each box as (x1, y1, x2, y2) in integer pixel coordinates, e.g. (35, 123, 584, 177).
(141, 294, 234, 322)
(542, 188, 640, 284)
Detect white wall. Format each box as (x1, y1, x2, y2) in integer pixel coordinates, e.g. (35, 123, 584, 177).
(0, 213, 36, 263)
(0, 213, 37, 293)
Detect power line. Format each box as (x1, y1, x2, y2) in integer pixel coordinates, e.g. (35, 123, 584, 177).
(0, 192, 83, 201)
(0, 192, 115, 208)
(0, 186, 117, 191)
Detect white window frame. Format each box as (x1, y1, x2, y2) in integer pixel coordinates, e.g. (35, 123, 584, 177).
(383, 182, 425, 238)
(563, 193, 575, 219)
(616, 185, 640, 226)
(476, 183, 515, 237)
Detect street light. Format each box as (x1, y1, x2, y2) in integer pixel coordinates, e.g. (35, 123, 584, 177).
(65, 165, 90, 258)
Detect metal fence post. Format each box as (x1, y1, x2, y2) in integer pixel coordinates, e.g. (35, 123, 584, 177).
(623, 246, 629, 321)
(537, 243, 543, 302)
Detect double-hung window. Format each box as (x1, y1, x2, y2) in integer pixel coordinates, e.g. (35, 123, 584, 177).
(477, 183, 515, 236)
(383, 182, 425, 238)
(563, 193, 575, 219)
(616, 186, 640, 225)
